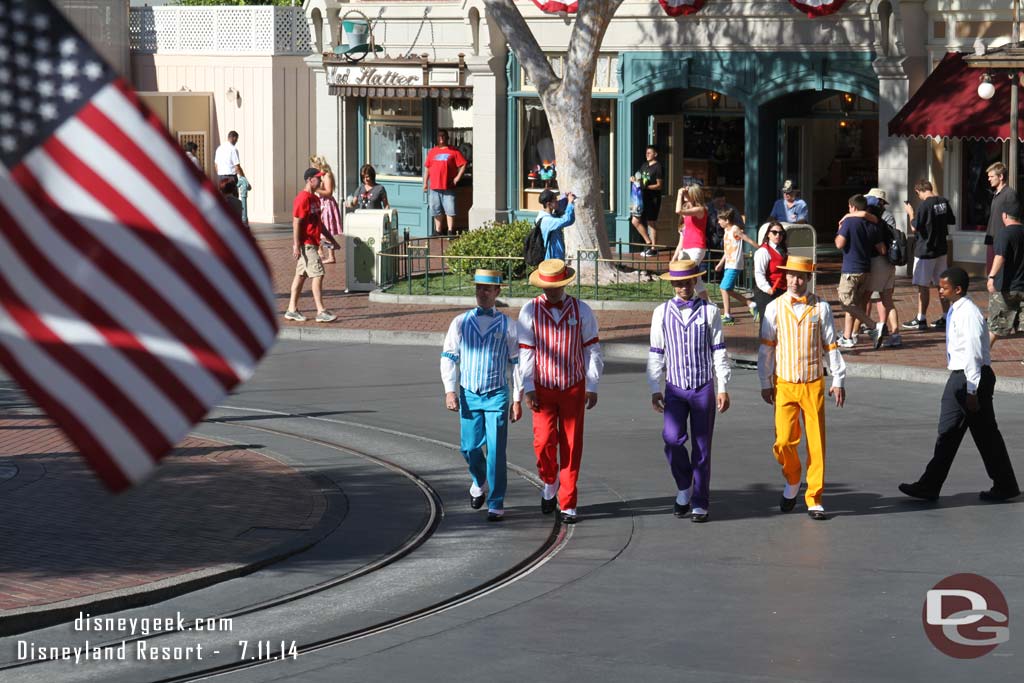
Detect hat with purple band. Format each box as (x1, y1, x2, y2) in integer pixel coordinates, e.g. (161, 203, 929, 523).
(659, 259, 703, 282)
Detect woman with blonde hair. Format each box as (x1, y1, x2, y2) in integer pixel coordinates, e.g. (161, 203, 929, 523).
(310, 155, 342, 264)
(673, 184, 709, 299)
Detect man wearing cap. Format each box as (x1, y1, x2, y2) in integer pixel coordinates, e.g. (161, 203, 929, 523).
(536, 190, 577, 261)
(758, 255, 847, 520)
(518, 259, 604, 524)
(648, 260, 731, 523)
(441, 270, 524, 521)
(865, 188, 902, 349)
(769, 181, 808, 223)
(285, 168, 339, 323)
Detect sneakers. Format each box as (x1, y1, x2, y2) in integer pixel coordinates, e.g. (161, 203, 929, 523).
(881, 333, 903, 348)
(838, 335, 857, 348)
(873, 322, 887, 350)
(643, 247, 658, 257)
(901, 318, 927, 330)
(721, 315, 736, 325)
(283, 310, 306, 322)
(315, 310, 337, 323)
(931, 317, 946, 330)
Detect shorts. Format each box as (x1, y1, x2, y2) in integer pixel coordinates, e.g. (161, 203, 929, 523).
(988, 291, 1024, 336)
(720, 268, 742, 291)
(837, 272, 870, 307)
(911, 256, 946, 287)
(868, 256, 896, 293)
(295, 244, 325, 278)
(428, 189, 456, 217)
(681, 247, 707, 294)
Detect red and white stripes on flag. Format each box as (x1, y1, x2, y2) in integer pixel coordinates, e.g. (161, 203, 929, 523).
(531, 0, 578, 14)
(0, 78, 278, 490)
(788, 0, 847, 18)
(658, 0, 706, 17)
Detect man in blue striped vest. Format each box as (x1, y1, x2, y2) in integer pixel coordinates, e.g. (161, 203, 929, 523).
(441, 270, 524, 521)
(648, 259, 732, 523)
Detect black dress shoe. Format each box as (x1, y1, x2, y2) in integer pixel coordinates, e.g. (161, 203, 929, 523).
(779, 495, 797, 512)
(673, 502, 690, 518)
(808, 510, 828, 521)
(487, 511, 504, 522)
(470, 493, 486, 509)
(541, 496, 557, 515)
(979, 487, 1021, 502)
(898, 482, 939, 501)
(691, 512, 709, 523)
(559, 511, 578, 525)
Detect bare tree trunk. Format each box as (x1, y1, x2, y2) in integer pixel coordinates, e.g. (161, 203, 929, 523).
(484, 0, 624, 281)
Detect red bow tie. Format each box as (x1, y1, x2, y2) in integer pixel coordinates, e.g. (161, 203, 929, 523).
(544, 299, 564, 309)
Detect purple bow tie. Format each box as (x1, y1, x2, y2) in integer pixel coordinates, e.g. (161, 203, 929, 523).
(674, 298, 698, 310)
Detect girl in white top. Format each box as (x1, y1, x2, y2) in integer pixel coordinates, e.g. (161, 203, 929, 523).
(712, 208, 758, 323)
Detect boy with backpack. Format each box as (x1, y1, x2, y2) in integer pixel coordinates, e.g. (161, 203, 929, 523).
(525, 189, 576, 264)
(866, 189, 904, 348)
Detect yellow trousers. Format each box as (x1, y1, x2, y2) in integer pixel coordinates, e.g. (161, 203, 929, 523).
(773, 378, 826, 507)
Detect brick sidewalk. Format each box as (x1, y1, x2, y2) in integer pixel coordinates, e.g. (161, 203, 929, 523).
(0, 414, 326, 613)
(270, 238, 1024, 379)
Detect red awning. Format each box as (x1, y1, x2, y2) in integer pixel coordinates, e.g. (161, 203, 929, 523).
(889, 52, 1024, 142)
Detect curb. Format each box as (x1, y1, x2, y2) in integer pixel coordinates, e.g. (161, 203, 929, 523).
(0, 441, 346, 638)
(370, 290, 661, 311)
(278, 327, 1024, 395)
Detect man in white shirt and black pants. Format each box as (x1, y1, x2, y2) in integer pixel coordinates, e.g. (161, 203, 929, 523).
(215, 130, 246, 184)
(899, 267, 1020, 502)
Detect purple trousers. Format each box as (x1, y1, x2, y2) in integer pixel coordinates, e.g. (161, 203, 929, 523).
(663, 380, 716, 510)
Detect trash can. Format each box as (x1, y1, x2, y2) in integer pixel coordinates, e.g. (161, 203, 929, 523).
(345, 208, 399, 292)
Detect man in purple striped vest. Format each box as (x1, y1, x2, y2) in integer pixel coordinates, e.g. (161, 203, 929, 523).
(647, 259, 732, 523)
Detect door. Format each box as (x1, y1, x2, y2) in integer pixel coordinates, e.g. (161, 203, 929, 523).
(650, 115, 684, 244)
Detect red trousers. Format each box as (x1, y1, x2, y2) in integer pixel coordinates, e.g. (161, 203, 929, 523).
(532, 381, 586, 510)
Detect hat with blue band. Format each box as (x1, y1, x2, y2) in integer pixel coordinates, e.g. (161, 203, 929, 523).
(473, 269, 503, 285)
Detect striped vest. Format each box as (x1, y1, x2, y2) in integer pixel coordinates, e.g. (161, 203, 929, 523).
(663, 299, 714, 390)
(532, 296, 585, 390)
(459, 311, 512, 394)
(775, 294, 824, 384)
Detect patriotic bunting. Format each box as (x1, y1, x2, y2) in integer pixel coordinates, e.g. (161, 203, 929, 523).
(0, 0, 278, 490)
(658, 0, 706, 17)
(532, 0, 578, 13)
(788, 0, 847, 18)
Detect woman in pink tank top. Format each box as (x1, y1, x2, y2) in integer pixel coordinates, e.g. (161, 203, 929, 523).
(673, 184, 709, 298)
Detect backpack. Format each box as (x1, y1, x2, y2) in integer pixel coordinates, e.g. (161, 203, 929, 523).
(523, 216, 546, 267)
(885, 223, 908, 267)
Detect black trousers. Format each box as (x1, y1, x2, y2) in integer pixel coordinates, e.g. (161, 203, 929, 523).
(754, 288, 784, 327)
(919, 367, 1020, 493)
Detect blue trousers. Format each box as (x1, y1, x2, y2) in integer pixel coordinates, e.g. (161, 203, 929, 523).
(459, 386, 509, 510)
(662, 380, 716, 510)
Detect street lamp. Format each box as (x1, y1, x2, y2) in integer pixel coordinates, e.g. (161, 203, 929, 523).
(978, 73, 996, 100)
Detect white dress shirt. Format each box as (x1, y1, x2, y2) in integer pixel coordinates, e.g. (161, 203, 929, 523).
(440, 309, 522, 397)
(214, 142, 240, 176)
(647, 298, 731, 394)
(945, 296, 990, 394)
(518, 296, 603, 396)
(757, 291, 846, 390)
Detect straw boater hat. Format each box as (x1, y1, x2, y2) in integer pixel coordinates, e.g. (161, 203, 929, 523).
(529, 259, 577, 288)
(473, 269, 503, 285)
(658, 259, 703, 282)
(779, 255, 815, 273)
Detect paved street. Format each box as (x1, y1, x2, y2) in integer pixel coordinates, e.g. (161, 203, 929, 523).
(2, 342, 1021, 681)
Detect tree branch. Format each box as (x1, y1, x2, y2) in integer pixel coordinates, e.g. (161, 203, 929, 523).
(483, 0, 558, 95)
(565, 0, 621, 95)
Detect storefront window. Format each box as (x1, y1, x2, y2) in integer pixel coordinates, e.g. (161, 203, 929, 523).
(961, 140, 1002, 232)
(367, 98, 422, 178)
(519, 98, 614, 211)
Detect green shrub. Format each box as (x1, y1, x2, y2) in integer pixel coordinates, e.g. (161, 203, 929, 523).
(445, 220, 534, 278)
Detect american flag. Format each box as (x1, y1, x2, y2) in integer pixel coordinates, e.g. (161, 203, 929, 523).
(0, 0, 278, 490)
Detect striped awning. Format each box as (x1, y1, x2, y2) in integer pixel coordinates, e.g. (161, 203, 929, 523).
(328, 86, 472, 99)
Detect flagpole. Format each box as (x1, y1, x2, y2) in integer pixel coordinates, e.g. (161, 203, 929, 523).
(1012, 0, 1020, 189)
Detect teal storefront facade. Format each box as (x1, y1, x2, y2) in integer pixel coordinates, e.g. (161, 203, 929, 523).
(505, 49, 879, 244)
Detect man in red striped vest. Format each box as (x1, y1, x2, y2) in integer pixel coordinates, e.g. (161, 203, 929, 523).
(518, 259, 604, 524)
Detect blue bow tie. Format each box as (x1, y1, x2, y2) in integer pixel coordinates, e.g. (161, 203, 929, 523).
(674, 298, 698, 309)
(475, 307, 495, 317)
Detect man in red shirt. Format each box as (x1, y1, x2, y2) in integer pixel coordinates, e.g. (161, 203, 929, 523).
(285, 168, 339, 323)
(423, 131, 467, 236)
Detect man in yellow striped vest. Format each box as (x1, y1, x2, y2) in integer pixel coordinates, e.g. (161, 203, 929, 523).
(757, 256, 847, 520)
